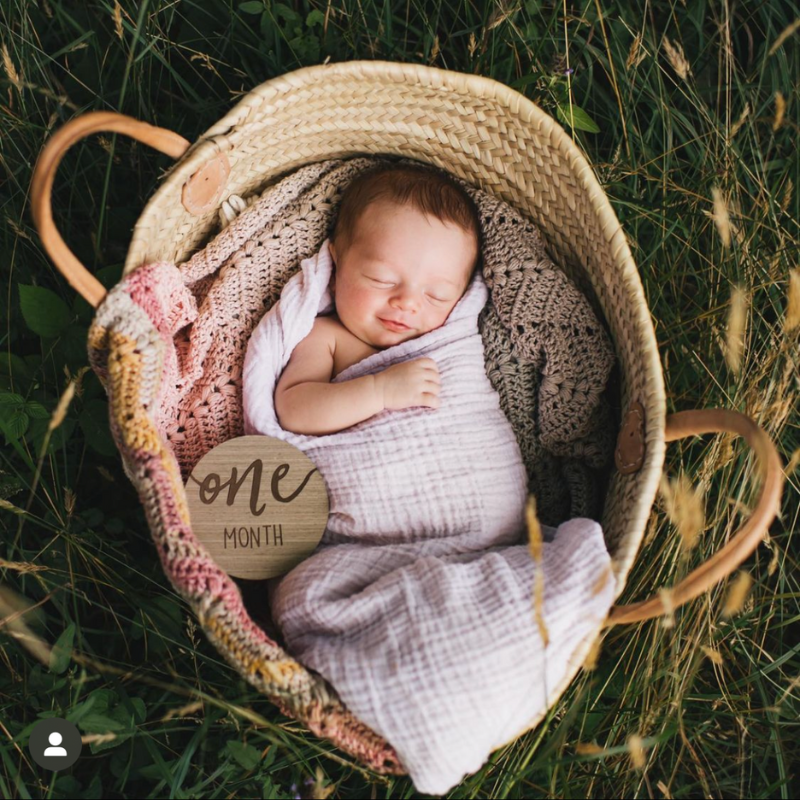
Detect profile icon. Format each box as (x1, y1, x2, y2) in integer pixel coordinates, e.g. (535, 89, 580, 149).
(29, 718, 81, 770)
(43, 731, 68, 756)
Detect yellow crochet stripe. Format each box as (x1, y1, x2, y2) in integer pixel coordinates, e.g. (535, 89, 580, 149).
(201, 613, 306, 688)
(105, 330, 161, 451)
(87, 322, 108, 352)
(100, 329, 192, 527)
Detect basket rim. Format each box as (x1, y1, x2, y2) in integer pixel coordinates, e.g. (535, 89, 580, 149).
(124, 58, 667, 595)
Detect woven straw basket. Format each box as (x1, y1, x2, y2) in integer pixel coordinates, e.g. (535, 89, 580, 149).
(31, 61, 783, 775)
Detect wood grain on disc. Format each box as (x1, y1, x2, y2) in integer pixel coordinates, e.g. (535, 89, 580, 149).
(184, 436, 329, 579)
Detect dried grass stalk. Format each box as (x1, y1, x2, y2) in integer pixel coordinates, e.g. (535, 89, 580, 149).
(2, 43, 21, 89)
(82, 733, 117, 746)
(725, 286, 748, 374)
(657, 780, 674, 799)
(527, 496, 549, 647)
(659, 473, 705, 551)
(773, 91, 786, 131)
(701, 645, 723, 664)
(662, 36, 691, 79)
(582, 635, 602, 671)
(785, 448, 800, 477)
(0, 588, 52, 666)
(659, 587, 675, 628)
(711, 187, 732, 248)
(731, 102, 750, 137)
(0, 558, 46, 573)
(161, 700, 204, 722)
(628, 734, 646, 768)
(785, 269, 800, 333)
(781, 178, 794, 213)
(113, 1, 123, 40)
(722, 571, 753, 618)
(768, 18, 800, 56)
(626, 33, 644, 69)
(49, 380, 76, 431)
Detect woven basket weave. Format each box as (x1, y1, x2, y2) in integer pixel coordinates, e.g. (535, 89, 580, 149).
(31, 61, 783, 777)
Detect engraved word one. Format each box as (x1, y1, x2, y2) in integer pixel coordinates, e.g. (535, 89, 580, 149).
(192, 459, 318, 515)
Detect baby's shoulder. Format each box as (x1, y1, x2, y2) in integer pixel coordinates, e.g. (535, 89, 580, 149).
(313, 313, 344, 334)
(309, 314, 345, 349)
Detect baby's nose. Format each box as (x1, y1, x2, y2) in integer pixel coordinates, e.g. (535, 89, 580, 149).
(391, 288, 420, 311)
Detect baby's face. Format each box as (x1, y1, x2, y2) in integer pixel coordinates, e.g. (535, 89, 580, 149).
(329, 200, 478, 349)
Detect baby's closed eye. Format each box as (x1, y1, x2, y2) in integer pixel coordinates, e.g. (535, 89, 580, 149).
(368, 277, 450, 303)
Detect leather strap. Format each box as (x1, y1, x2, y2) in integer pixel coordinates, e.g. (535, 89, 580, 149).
(607, 408, 784, 625)
(30, 111, 190, 308)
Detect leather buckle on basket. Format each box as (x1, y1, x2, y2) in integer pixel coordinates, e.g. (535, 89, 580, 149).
(182, 152, 231, 216)
(615, 400, 646, 474)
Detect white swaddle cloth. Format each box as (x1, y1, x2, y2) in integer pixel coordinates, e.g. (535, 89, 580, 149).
(243, 240, 615, 794)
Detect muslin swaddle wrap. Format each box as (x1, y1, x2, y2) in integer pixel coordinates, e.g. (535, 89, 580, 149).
(243, 240, 615, 794)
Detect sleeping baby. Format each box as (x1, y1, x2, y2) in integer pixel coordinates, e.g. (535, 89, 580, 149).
(274, 164, 481, 435)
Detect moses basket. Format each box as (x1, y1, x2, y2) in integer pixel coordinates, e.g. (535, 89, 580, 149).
(31, 61, 783, 776)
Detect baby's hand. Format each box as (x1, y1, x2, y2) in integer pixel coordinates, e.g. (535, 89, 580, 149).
(378, 358, 441, 410)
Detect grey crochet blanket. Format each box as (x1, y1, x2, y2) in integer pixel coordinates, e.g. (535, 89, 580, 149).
(207, 155, 615, 525)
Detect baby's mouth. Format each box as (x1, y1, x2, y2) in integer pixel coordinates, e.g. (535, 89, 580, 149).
(379, 317, 412, 332)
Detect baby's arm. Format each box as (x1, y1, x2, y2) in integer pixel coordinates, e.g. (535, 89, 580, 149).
(274, 318, 384, 435)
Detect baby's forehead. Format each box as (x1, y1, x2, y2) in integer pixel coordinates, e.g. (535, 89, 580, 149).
(350, 247, 470, 280)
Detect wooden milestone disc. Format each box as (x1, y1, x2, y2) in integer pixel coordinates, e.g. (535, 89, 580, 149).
(184, 435, 329, 580)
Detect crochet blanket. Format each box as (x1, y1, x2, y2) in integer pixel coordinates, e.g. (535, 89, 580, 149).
(242, 241, 616, 794)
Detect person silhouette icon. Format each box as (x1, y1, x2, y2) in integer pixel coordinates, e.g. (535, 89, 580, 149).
(43, 731, 68, 756)
(29, 718, 81, 770)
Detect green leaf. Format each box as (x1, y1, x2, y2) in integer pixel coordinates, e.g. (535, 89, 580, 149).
(556, 103, 600, 133)
(53, 775, 81, 800)
(0, 353, 35, 389)
(28, 416, 77, 456)
(0, 469, 25, 500)
(510, 72, 541, 90)
(239, 0, 264, 13)
(25, 400, 50, 420)
(138, 761, 177, 781)
(224, 740, 261, 770)
(274, 2, 301, 27)
(128, 697, 146, 724)
(49, 622, 75, 674)
(306, 9, 325, 27)
(1, 409, 29, 444)
(79, 774, 103, 799)
(79, 713, 127, 733)
(0, 392, 25, 419)
(18, 285, 73, 338)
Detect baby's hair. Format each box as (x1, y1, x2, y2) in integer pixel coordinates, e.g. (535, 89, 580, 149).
(331, 163, 482, 275)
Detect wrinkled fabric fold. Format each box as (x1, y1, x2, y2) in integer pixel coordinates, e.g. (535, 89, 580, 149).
(243, 241, 614, 794)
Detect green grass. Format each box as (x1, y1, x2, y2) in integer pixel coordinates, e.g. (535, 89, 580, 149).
(1, 0, 799, 797)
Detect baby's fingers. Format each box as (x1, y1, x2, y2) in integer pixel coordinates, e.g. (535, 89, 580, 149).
(422, 392, 440, 409)
(423, 378, 441, 394)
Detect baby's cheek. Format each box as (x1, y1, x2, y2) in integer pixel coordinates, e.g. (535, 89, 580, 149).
(353, 291, 379, 320)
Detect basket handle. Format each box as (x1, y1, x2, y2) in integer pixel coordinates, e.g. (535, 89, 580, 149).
(607, 408, 784, 626)
(30, 111, 191, 309)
